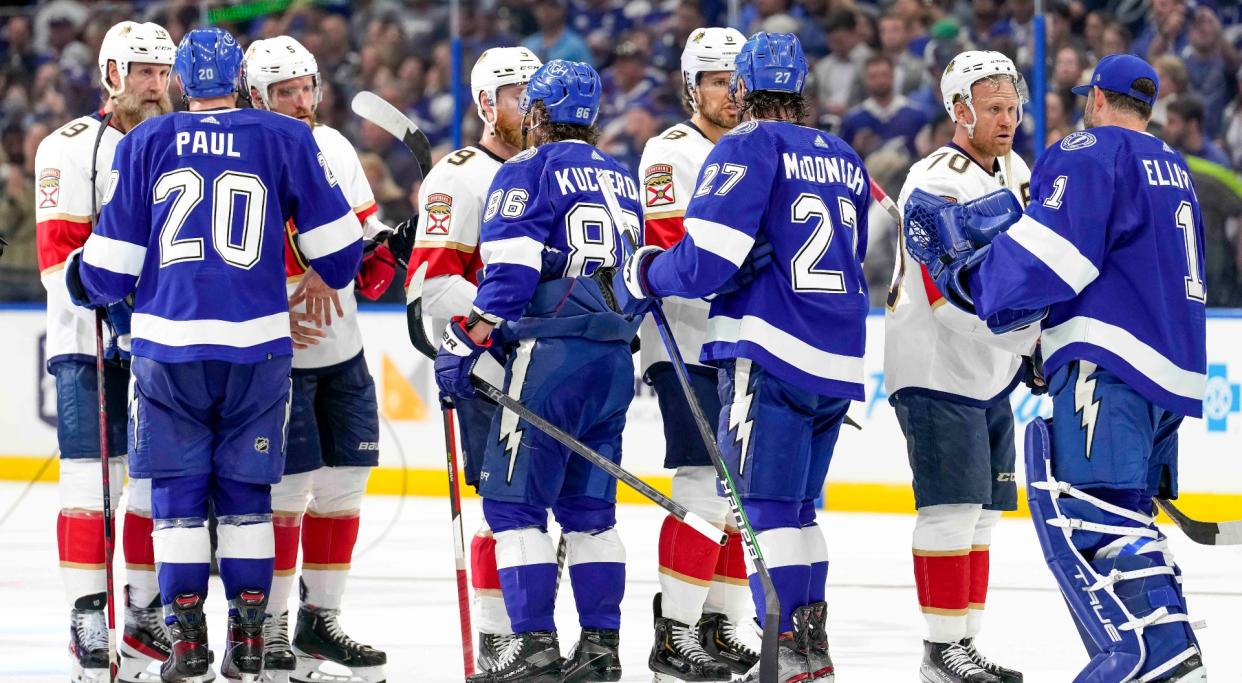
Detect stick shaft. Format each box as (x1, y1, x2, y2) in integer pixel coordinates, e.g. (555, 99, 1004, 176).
(440, 401, 475, 677)
(95, 311, 118, 683)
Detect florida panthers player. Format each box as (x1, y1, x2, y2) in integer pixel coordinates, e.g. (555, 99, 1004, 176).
(243, 35, 392, 683)
(404, 45, 541, 673)
(65, 27, 361, 683)
(617, 33, 870, 682)
(638, 26, 759, 682)
(884, 50, 1032, 683)
(34, 20, 178, 683)
(904, 53, 1207, 682)
(435, 59, 643, 682)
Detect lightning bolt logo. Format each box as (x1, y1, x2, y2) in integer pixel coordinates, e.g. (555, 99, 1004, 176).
(501, 340, 536, 483)
(1074, 361, 1102, 460)
(729, 359, 758, 475)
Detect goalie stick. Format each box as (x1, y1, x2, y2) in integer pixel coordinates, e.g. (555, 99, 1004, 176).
(404, 264, 725, 544)
(598, 179, 781, 683)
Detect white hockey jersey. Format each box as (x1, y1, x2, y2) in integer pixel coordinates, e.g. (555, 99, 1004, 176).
(407, 145, 505, 331)
(884, 143, 1038, 405)
(638, 121, 716, 372)
(36, 112, 122, 364)
(285, 124, 381, 369)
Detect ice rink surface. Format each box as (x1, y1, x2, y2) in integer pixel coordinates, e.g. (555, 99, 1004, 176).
(1, 481, 1239, 682)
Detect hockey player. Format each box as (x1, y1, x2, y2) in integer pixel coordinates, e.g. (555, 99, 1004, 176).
(65, 27, 361, 683)
(34, 20, 179, 683)
(405, 45, 542, 673)
(904, 53, 1207, 682)
(616, 33, 870, 682)
(434, 59, 643, 683)
(884, 50, 1032, 683)
(637, 26, 758, 682)
(243, 35, 391, 683)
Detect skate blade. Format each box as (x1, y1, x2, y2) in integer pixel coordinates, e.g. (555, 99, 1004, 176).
(291, 658, 385, 683)
(261, 669, 291, 683)
(70, 665, 111, 683)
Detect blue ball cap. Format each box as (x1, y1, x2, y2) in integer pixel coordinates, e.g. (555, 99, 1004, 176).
(1071, 53, 1160, 106)
(174, 27, 243, 99)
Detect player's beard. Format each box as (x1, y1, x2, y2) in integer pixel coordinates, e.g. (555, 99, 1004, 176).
(115, 91, 172, 127)
(494, 119, 523, 150)
(698, 95, 739, 131)
(975, 131, 1014, 160)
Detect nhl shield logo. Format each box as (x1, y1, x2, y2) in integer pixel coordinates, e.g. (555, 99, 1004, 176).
(38, 168, 60, 208)
(426, 193, 453, 235)
(644, 164, 675, 208)
(254, 436, 270, 454)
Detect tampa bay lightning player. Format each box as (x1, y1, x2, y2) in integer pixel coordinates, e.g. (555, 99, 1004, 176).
(903, 54, 1207, 683)
(617, 32, 870, 682)
(66, 27, 361, 683)
(434, 59, 644, 683)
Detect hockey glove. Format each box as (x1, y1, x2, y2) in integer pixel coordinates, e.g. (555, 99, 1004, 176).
(986, 305, 1049, 334)
(714, 232, 775, 296)
(435, 315, 493, 399)
(1021, 342, 1047, 395)
(612, 245, 663, 317)
(384, 217, 417, 269)
(64, 248, 95, 309)
(356, 243, 397, 301)
(944, 188, 1024, 248)
(103, 298, 133, 362)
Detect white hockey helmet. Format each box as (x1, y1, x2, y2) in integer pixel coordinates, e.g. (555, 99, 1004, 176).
(471, 47, 542, 130)
(98, 21, 176, 98)
(681, 27, 746, 111)
(941, 50, 1028, 137)
(243, 35, 321, 110)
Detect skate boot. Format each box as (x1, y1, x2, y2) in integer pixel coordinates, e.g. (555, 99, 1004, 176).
(1148, 653, 1207, 682)
(119, 588, 171, 682)
(919, 640, 1001, 683)
(649, 594, 731, 682)
(291, 605, 387, 683)
(220, 590, 266, 682)
(737, 632, 812, 683)
(960, 638, 1023, 682)
(162, 593, 212, 683)
(261, 612, 294, 683)
(465, 631, 562, 683)
(478, 632, 519, 672)
(796, 601, 833, 680)
(698, 612, 759, 676)
(70, 593, 111, 683)
(561, 628, 621, 682)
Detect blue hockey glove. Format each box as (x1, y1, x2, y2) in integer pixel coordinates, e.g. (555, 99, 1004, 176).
(435, 315, 493, 399)
(103, 298, 133, 361)
(946, 188, 1024, 248)
(714, 233, 775, 296)
(986, 305, 1049, 334)
(612, 245, 663, 317)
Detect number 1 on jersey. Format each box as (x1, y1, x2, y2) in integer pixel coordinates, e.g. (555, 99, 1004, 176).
(1176, 200, 1205, 302)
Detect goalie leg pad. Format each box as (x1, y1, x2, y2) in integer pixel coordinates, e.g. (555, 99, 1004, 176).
(1025, 418, 1201, 682)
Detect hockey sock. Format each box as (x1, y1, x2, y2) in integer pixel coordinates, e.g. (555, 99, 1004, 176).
(301, 467, 369, 610)
(494, 527, 558, 633)
(566, 527, 626, 630)
(743, 499, 808, 633)
(58, 458, 124, 607)
(802, 525, 828, 604)
(269, 471, 311, 617)
(213, 478, 274, 602)
(912, 504, 981, 643)
(966, 510, 1000, 638)
(123, 477, 159, 608)
(471, 527, 512, 634)
(658, 514, 721, 625)
(151, 475, 212, 606)
(703, 529, 753, 623)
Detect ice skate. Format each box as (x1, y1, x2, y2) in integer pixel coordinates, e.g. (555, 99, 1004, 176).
(795, 601, 833, 680)
(69, 598, 111, 683)
(697, 611, 759, 676)
(1148, 653, 1207, 682)
(960, 638, 1022, 682)
(478, 632, 519, 673)
(919, 640, 1001, 683)
(562, 628, 621, 682)
(162, 593, 212, 683)
(291, 606, 386, 683)
(261, 611, 294, 682)
(465, 630, 562, 683)
(220, 590, 266, 683)
(649, 594, 731, 682)
(736, 632, 812, 683)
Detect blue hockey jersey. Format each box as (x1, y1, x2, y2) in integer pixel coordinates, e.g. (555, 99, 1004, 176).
(473, 140, 642, 323)
(644, 121, 871, 400)
(78, 108, 361, 363)
(969, 127, 1207, 417)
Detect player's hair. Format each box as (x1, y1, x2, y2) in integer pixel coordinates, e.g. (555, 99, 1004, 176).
(1101, 77, 1156, 121)
(739, 90, 808, 124)
(530, 101, 600, 146)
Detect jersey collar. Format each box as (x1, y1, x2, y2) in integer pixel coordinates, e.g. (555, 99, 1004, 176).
(946, 141, 1001, 175)
(682, 119, 710, 142)
(474, 144, 507, 164)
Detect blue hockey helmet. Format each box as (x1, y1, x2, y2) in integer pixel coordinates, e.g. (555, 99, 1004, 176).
(519, 59, 602, 126)
(174, 27, 243, 99)
(730, 32, 808, 98)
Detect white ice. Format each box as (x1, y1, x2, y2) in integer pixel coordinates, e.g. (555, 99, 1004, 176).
(1, 481, 1239, 682)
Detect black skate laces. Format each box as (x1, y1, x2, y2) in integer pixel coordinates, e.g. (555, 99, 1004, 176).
(75, 610, 110, 651)
(942, 642, 988, 676)
(670, 622, 715, 664)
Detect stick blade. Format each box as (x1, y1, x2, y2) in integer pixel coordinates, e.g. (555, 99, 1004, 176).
(403, 262, 438, 358)
(350, 90, 433, 176)
(1156, 498, 1238, 545)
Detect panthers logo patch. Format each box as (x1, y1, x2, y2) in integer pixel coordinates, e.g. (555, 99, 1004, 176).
(38, 168, 60, 208)
(644, 164, 675, 208)
(425, 193, 453, 235)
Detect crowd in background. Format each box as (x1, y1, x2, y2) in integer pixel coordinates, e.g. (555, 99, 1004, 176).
(2, 0, 1242, 308)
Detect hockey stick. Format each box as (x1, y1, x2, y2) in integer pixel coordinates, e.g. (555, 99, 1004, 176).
(351, 91, 432, 178)
(438, 396, 476, 677)
(1155, 498, 1242, 546)
(89, 111, 119, 683)
(598, 180, 780, 683)
(405, 262, 726, 542)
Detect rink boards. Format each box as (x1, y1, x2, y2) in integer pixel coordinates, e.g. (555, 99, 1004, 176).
(0, 304, 1238, 518)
